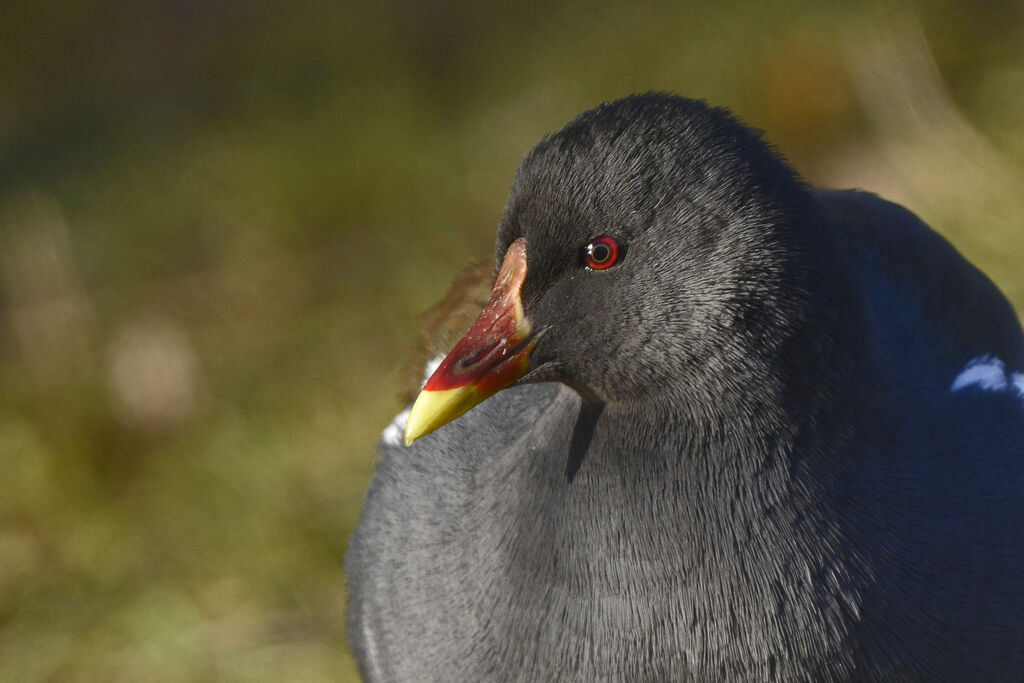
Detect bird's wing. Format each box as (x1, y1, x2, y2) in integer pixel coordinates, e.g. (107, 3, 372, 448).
(816, 188, 1024, 380)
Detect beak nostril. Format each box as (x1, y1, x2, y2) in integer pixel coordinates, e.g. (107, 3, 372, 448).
(455, 339, 504, 372)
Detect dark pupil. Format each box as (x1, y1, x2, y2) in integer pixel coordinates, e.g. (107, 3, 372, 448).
(591, 243, 610, 262)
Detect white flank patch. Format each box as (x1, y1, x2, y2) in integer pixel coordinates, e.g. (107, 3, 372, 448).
(951, 355, 1024, 408)
(1012, 372, 1024, 401)
(951, 356, 1008, 392)
(381, 407, 411, 447)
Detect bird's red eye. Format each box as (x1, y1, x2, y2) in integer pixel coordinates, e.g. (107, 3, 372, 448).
(584, 236, 621, 270)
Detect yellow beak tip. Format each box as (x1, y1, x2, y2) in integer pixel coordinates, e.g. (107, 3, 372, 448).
(400, 385, 484, 448)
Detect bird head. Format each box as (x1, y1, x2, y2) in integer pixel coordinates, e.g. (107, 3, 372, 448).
(404, 93, 828, 445)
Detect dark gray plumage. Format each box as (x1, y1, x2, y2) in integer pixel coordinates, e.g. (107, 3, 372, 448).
(346, 93, 1024, 681)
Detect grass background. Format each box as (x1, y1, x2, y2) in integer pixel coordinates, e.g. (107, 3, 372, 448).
(0, 1, 1022, 680)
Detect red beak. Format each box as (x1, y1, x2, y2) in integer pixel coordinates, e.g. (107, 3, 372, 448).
(404, 238, 540, 445)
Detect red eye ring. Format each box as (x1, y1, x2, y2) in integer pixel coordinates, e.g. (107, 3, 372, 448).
(584, 235, 621, 270)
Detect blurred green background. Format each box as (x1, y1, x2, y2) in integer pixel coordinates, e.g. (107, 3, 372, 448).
(0, 1, 1021, 680)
